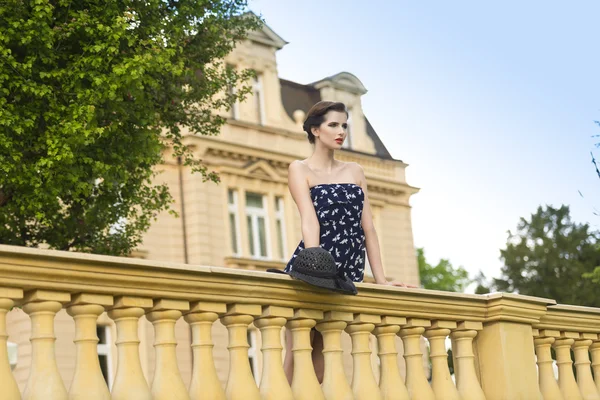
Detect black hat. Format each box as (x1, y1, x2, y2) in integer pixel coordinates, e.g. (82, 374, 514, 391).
(267, 247, 357, 295)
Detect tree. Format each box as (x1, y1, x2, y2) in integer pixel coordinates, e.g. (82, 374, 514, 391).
(473, 271, 491, 294)
(493, 205, 600, 307)
(0, 1, 261, 255)
(417, 248, 471, 292)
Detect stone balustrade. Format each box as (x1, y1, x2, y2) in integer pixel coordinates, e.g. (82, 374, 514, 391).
(0, 245, 599, 399)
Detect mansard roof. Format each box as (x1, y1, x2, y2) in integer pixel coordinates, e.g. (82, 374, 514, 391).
(279, 78, 394, 160)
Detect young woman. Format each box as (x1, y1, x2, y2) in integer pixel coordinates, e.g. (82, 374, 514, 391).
(283, 100, 413, 383)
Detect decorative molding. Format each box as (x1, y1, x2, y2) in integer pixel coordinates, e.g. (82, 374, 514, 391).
(223, 256, 286, 271)
(243, 160, 283, 181)
(484, 293, 555, 324)
(534, 304, 600, 333)
(0, 244, 494, 322)
(312, 72, 368, 96)
(246, 18, 288, 50)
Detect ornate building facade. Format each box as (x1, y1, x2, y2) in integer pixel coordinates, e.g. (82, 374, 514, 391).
(7, 22, 421, 391)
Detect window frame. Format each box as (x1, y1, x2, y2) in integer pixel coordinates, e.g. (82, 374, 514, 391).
(245, 192, 272, 260)
(97, 324, 114, 390)
(252, 73, 266, 125)
(247, 328, 260, 384)
(228, 189, 242, 256)
(342, 107, 353, 149)
(274, 196, 287, 261)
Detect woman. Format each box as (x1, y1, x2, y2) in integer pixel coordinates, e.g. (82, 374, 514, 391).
(283, 100, 413, 383)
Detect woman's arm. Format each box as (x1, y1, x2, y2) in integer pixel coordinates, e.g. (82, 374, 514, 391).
(288, 161, 320, 248)
(356, 164, 414, 287)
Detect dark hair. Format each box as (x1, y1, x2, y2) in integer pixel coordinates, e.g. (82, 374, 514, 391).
(303, 101, 348, 144)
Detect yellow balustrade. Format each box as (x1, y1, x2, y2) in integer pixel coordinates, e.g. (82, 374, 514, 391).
(373, 316, 409, 400)
(221, 304, 262, 400)
(316, 311, 354, 400)
(554, 335, 583, 400)
(66, 293, 114, 400)
(286, 309, 325, 400)
(146, 299, 191, 400)
(424, 321, 461, 400)
(254, 306, 294, 400)
(591, 340, 600, 394)
(0, 287, 23, 400)
(451, 321, 486, 400)
(3, 246, 600, 400)
(184, 301, 227, 400)
(345, 314, 382, 400)
(476, 293, 549, 400)
(399, 319, 435, 400)
(22, 290, 71, 400)
(572, 337, 600, 400)
(534, 330, 564, 400)
(107, 296, 153, 400)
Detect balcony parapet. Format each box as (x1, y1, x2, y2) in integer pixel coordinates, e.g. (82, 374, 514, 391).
(0, 245, 599, 400)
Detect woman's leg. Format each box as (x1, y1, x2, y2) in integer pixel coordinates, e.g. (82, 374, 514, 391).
(283, 328, 294, 385)
(311, 329, 324, 383)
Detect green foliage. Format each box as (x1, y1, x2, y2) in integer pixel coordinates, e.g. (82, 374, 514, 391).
(417, 248, 471, 292)
(0, 1, 261, 255)
(473, 271, 491, 294)
(494, 205, 600, 307)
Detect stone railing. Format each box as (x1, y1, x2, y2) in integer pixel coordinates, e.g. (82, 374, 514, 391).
(0, 245, 599, 400)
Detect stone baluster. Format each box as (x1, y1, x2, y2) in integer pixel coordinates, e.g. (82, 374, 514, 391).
(554, 332, 583, 400)
(451, 321, 486, 400)
(345, 313, 382, 400)
(286, 309, 325, 400)
(424, 320, 461, 400)
(66, 293, 114, 400)
(107, 296, 153, 400)
(399, 318, 435, 400)
(591, 338, 600, 394)
(254, 306, 294, 400)
(184, 301, 227, 400)
(22, 289, 71, 400)
(373, 316, 410, 400)
(534, 329, 564, 400)
(572, 334, 600, 400)
(146, 299, 190, 400)
(316, 311, 354, 400)
(0, 287, 23, 400)
(221, 304, 261, 400)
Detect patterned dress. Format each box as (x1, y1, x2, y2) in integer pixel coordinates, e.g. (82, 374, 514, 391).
(285, 183, 366, 282)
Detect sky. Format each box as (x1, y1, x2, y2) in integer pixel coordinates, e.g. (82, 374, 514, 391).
(248, 0, 600, 289)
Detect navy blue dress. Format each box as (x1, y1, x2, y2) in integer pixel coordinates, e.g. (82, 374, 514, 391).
(285, 183, 366, 282)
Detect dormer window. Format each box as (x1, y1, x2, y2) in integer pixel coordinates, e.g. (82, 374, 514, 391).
(252, 74, 266, 125)
(343, 108, 353, 149)
(226, 64, 239, 120)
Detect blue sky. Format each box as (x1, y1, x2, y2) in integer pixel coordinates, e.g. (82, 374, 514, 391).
(248, 0, 600, 288)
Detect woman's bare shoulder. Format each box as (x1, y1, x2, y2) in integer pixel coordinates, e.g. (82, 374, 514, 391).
(289, 159, 309, 172)
(288, 160, 311, 184)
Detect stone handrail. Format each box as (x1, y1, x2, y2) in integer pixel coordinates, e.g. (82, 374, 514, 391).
(0, 244, 599, 399)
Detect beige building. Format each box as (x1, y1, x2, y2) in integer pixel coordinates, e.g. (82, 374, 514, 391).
(6, 22, 420, 392)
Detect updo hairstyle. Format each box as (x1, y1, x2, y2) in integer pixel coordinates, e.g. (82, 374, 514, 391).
(302, 101, 348, 144)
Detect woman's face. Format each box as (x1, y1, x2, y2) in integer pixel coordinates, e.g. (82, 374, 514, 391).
(313, 110, 348, 149)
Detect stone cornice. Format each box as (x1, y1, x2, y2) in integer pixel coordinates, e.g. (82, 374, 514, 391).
(484, 293, 555, 324)
(1, 245, 489, 322)
(201, 147, 417, 198)
(534, 304, 600, 333)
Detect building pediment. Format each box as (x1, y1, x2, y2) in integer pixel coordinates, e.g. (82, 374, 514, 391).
(311, 72, 368, 96)
(243, 159, 282, 181)
(246, 13, 288, 50)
